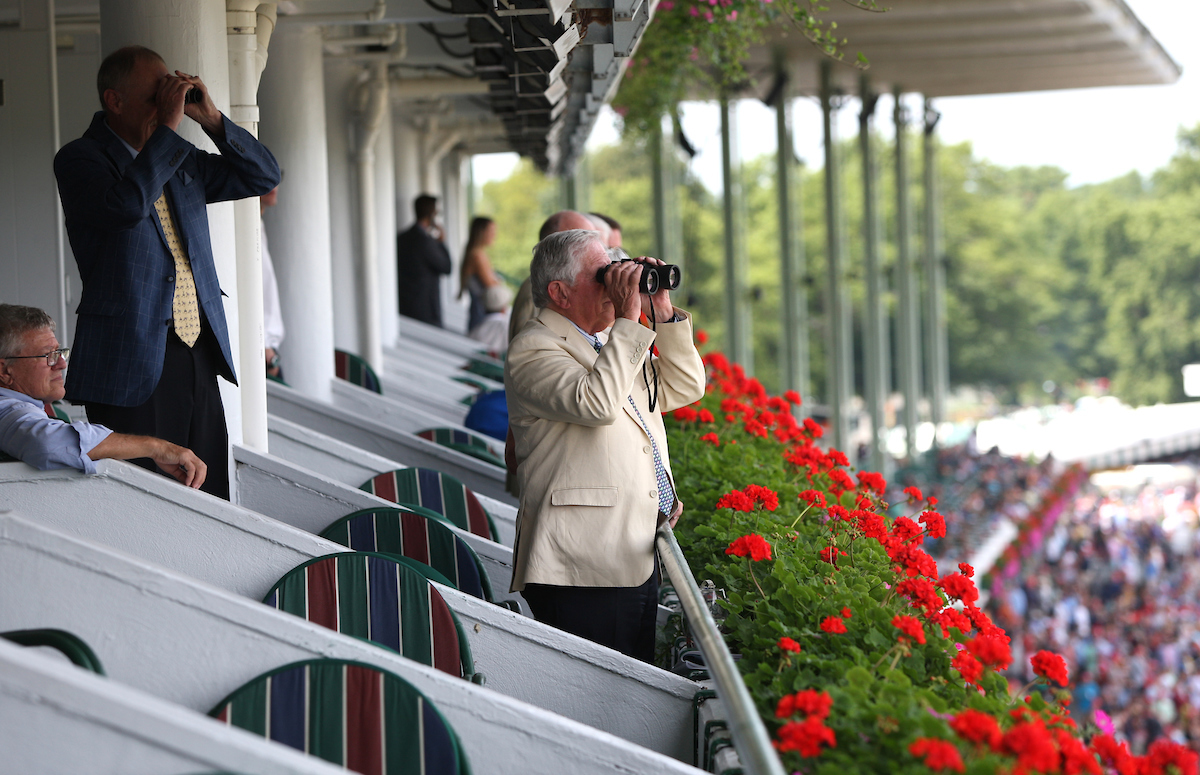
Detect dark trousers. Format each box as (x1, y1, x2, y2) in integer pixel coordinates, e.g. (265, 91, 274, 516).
(522, 572, 659, 663)
(84, 327, 229, 500)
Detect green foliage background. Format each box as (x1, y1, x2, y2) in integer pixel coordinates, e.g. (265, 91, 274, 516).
(475, 122, 1200, 408)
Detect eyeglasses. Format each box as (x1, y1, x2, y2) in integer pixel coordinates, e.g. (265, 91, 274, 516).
(1, 348, 70, 367)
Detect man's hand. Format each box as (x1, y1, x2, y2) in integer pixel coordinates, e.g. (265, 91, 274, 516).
(602, 260, 646, 323)
(151, 441, 208, 489)
(158, 72, 225, 139)
(634, 256, 675, 323)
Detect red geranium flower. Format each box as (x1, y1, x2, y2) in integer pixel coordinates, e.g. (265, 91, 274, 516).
(726, 534, 772, 561)
(799, 490, 826, 508)
(841, 607, 852, 618)
(958, 562, 974, 578)
(819, 546, 847, 566)
(999, 721, 1059, 774)
(908, 738, 964, 774)
(1030, 650, 1070, 687)
(919, 510, 947, 540)
(715, 490, 755, 512)
(777, 637, 801, 654)
(949, 709, 1001, 749)
(827, 505, 849, 521)
(892, 615, 926, 645)
(967, 634, 1012, 670)
(951, 652, 984, 685)
(784, 389, 802, 405)
(698, 408, 714, 423)
(856, 470, 886, 495)
(673, 406, 699, 422)
(820, 616, 847, 634)
(695, 329, 709, 344)
(775, 689, 832, 720)
(700, 432, 720, 446)
(775, 716, 836, 757)
(802, 417, 824, 438)
(938, 573, 980, 606)
(903, 486, 924, 502)
(743, 484, 780, 511)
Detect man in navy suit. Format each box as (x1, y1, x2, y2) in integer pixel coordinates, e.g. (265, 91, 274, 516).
(396, 194, 453, 327)
(54, 45, 280, 499)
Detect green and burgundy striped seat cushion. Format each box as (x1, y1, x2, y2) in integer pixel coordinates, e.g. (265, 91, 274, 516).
(415, 429, 504, 468)
(335, 349, 382, 393)
(361, 468, 497, 543)
(264, 552, 468, 678)
(210, 658, 470, 775)
(321, 508, 492, 603)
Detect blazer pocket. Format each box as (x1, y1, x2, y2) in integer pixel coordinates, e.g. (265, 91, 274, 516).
(75, 299, 126, 317)
(551, 487, 619, 507)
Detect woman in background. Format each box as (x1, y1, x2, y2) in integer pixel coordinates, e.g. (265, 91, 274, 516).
(459, 216, 512, 352)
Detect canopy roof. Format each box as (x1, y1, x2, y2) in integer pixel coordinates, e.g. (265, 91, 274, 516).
(748, 0, 1180, 98)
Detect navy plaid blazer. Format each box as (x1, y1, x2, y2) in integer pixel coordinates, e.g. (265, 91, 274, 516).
(55, 111, 280, 406)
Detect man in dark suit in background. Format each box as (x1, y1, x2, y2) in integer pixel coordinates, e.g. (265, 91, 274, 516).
(396, 193, 453, 327)
(53, 45, 280, 499)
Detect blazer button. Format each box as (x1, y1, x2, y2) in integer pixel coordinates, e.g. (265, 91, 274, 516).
(643, 445, 651, 454)
(167, 276, 175, 283)
(650, 490, 658, 499)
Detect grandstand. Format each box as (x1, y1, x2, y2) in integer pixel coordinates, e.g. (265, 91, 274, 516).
(0, 1, 1184, 773)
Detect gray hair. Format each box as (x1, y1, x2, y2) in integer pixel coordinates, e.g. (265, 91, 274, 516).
(530, 229, 603, 309)
(0, 304, 54, 359)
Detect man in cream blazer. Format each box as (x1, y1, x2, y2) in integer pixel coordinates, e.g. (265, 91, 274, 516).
(505, 229, 705, 661)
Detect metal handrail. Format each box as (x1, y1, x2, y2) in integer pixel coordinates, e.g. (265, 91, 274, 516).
(656, 525, 786, 775)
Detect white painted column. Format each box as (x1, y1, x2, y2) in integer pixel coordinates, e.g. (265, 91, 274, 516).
(393, 117, 422, 238)
(374, 101, 399, 350)
(99, 0, 244, 445)
(354, 61, 388, 372)
(226, 0, 270, 452)
(0, 0, 64, 335)
(258, 25, 335, 402)
(441, 151, 468, 333)
(324, 57, 362, 355)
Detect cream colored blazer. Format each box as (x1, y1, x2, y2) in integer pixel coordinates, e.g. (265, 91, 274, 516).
(505, 308, 706, 590)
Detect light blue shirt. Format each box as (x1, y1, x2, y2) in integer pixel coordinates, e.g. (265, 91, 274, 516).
(0, 388, 112, 474)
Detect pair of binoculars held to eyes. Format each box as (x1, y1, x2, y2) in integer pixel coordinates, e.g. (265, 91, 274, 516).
(595, 248, 682, 295)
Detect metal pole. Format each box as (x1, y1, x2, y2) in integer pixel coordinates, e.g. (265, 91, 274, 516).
(859, 75, 888, 475)
(652, 115, 668, 262)
(721, 96, 751, 371)
(562, 173, 577, 211)
(775, 65, 809, 416)
(923, 98, 949, 437)
(821, 61, 852, 452)
(894, 87, 922, 460)
(656, 526, 787, 775)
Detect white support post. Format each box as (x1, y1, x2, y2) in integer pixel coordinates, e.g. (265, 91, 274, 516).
(258, 24, 335, 402)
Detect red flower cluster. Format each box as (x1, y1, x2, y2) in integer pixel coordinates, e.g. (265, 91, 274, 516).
(958, 562, 974, 578)
(820, 615, 847, 634)
(673, 406, 699, 422)
(698, 408, 714, 423)
(775, 690, 836, 758)
(775, 716, 837, 758)
(1030, 650, 1070, 687)
(892, 615, 926, 645)
(937, 572, 979, 606)
(819, 546, 848, 567)
(908, 738, 964, 773)
(700, 432, 720, 446)
(777, 637, 801, 654)
(951, 652, 983, 685)
(798, 490, 826, 508)
(966, 633, 1012, 670)
(856, 470, 886, 495)
(725, 534, 772, 561)
(919, 510, 947, 540)
(742, 484, 779, 511)
(715, 490, 755, 512)
(903, 485, 924, 502)
(775, 689, 831, 720)
(949, 709, 1002, 749)
(695, 329, 708, 345)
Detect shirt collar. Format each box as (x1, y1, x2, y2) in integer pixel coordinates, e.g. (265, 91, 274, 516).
(103, 117, 140, 159)
(0, 387, 42, 406)
(567, 320, 602, 350)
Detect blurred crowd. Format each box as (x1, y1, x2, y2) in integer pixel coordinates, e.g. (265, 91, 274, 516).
(888, 443, 1058, 563)
(991, 471, 1200, 754)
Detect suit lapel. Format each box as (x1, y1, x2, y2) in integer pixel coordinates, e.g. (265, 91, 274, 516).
(87, 113, 174, 253)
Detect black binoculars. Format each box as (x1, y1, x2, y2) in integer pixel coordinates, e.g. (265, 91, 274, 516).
(595, 248, 682, 295)
(184, 86, 204, 105)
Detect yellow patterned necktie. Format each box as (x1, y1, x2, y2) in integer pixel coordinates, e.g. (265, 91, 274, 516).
(153, 190, 201, 347)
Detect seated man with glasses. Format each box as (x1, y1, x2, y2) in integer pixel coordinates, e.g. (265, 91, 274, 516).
(0, 304, 206, 487)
